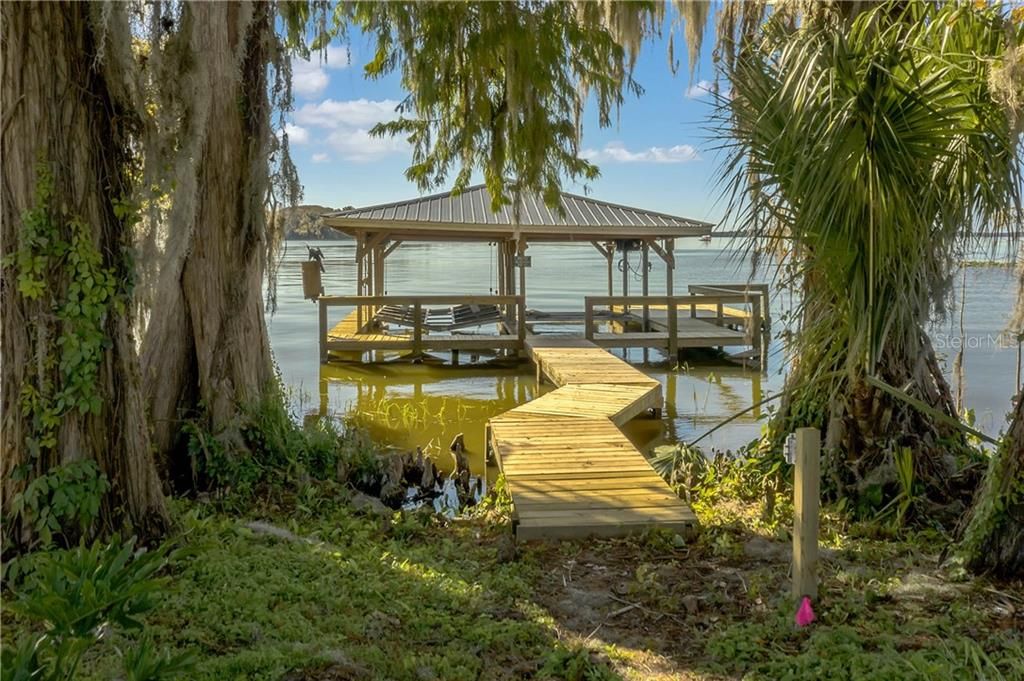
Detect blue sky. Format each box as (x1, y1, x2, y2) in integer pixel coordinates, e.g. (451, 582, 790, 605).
(286, 16, 727, 223)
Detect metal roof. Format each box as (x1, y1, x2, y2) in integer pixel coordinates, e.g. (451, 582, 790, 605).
(323, 184, 712, 240)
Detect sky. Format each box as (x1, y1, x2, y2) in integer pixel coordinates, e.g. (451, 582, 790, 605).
(285, 16, 728, 224)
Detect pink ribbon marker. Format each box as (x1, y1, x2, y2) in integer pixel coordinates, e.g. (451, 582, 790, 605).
(795, 596, 816, 627)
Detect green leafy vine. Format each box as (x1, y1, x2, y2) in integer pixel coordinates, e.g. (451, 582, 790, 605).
(5, 163, 130, 455)
(3, 163, 137, 547)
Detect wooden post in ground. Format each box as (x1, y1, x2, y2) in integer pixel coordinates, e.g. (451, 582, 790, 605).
(792, 427, 821, 601)
(318, 297, 328, 364)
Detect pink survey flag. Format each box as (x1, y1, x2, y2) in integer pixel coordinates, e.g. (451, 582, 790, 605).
(795, 596, 816, 627)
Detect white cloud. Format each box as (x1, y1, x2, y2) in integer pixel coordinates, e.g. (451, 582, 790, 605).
(311, 152, 329, 163)
(581, 141, 700, 164)
(284, 123, 309, 144)
(685, 79, 714, 98)
(326, 128, 405, 162)
(289, 97, 407, 162)
(686, 79, 733, 100)
(294, 98, 401, 129)
(291, 46, 349, 98)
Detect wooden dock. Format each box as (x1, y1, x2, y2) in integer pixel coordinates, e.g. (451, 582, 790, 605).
(488, 337, 698, 541)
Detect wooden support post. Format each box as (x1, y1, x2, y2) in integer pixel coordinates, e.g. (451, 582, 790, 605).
(621, 246, 629, 313)
(606, 243, 614, 296)
(585, 298, 594, 341)
(750, 294, 763, 360)
(665, 239, 675, 297)
(355, 234, 364, 295)
(641, 241, 650, 332)
(517, 240, 527, 351)
(667, 296, 678, 361)
(517, 294, 527, 346)
(497, 242, 505, 296)
(413, 301, 422, 355)
(451, 349, 459, 366)
(792, 427, 821, 601)
(318, 297, 328, 364)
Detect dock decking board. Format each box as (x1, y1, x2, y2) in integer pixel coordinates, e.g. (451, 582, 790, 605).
(490, 337, 698, 541)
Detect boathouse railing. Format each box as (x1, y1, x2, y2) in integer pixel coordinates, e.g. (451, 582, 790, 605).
(686, 283, 771, 328)
(584, 292, 767, 358)
(318, 294, 525, 362)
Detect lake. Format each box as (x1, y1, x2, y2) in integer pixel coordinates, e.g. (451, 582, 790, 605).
(268, 239, 1020, 473)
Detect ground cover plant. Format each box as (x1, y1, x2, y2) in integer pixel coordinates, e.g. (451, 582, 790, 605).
(3, 431, 1021, 681)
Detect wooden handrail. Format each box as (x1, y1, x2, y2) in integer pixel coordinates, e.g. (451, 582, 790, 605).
(688, 283, 771, 327)
(586, 294, 758, 307)
(318, 294, 521, 306)
(319, 294, 526, 364)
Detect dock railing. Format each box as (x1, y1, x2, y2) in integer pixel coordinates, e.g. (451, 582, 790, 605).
(318, 294, 525, 362)
(687, 283, 771, 329)
(585, 292, 767, 358)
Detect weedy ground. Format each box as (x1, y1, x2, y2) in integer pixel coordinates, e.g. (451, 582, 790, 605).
(3, 479, 1022, 680)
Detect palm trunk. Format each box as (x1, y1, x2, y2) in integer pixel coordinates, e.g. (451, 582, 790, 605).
(786, 275, 967, 514)
(140, 1, 275, 480)
(959, 389, 1024, 577)
(1, 1, 168, 545)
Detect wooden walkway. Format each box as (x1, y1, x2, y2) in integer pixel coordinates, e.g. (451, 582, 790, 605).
(488, 337, 698, 541)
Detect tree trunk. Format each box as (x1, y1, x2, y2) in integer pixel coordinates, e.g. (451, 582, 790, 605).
(140, 1, 275, 481)
(960, 389, 1024, 578)
(1, 2, 168, 545)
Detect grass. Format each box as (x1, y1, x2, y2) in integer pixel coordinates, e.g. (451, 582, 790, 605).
(3, 478, 1022, 680)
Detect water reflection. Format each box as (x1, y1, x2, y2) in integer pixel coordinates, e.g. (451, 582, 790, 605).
(317, 361, 546, 474)
(316, 352, 770, 475)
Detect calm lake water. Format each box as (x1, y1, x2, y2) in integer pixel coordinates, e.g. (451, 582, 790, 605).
(268, 239, 1020, 473)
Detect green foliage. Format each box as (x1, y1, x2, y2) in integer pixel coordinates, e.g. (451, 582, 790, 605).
(349, 1, 660, 207)
(2, 536, 190, 681)
(53, 214, 122, 417)
(652, 440, 791, 527)
(118, 636, 196, 681)
(4, 491, 1021, 680)
(7, 461, 110, 550)
(538, 646, 620, 681)
(705, 592, 1024, 680)
(5, 164, 130, 457)
(8, 162, 58, 301)
(183, 388, 387, 502)
(875, 447, 920, 528)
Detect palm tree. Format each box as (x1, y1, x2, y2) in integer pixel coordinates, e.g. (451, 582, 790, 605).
(715, 2, 1022, 513)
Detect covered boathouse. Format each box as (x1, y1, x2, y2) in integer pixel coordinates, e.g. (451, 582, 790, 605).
(311, 184, 770, 541)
